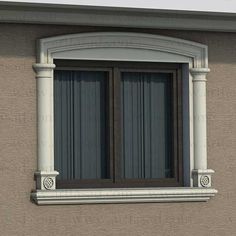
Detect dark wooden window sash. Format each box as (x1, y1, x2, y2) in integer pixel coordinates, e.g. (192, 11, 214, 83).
(55, 60, 183, 189)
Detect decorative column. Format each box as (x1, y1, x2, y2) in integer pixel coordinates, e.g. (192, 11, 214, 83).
(190, 68, 214, 187)
(33, 63, 59, 190)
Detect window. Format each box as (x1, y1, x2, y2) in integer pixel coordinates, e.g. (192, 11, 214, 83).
(54, 61, 183, 189)
(31, 32, 216, 205)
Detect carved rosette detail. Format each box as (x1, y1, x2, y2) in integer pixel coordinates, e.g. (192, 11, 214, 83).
(200, 175, 210, 187)
(43, 177, 54, 190)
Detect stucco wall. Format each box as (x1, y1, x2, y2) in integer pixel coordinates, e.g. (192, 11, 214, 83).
(0, 24, 235, 236)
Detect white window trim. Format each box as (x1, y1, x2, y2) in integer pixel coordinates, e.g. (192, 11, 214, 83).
(31, 32, 217, 205)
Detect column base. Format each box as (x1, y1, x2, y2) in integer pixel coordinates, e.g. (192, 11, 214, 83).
(35, 171, 59, 190)
(192, 169, 214, 187)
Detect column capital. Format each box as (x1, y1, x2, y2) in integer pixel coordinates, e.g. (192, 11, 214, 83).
(190, 67, 210, 74)
(33, 63, 55, 78)
(190, 68, 210, 82)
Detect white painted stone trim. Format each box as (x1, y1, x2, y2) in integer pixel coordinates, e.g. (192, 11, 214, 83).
(190, 68, 210, 170)
(34, 64, 55, 172)
(0, 3, 236, 32)
(37, 32, 208, 68)
(32, 32, 216, 203)
(31, 188, 217, 205)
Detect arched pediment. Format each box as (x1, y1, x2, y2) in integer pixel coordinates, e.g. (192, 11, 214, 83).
(37, 32, 208, 68)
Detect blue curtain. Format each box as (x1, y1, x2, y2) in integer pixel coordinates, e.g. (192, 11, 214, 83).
(121, 72, 172, 179)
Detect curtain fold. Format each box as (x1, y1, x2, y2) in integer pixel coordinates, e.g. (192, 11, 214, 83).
(54, 70, 107, 180)
(121, 72, 172, 179)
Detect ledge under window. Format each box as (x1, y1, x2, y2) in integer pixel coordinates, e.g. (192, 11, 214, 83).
(31, 188, 217, 205)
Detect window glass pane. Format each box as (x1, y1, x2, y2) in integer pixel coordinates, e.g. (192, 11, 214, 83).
(54, 70, 108, 180)
(121, 72, 172, 179)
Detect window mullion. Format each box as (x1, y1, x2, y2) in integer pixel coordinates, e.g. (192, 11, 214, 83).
(177, 68, 183, 185)
(113, 67, 122, 183)
(107, 69, 115, 182)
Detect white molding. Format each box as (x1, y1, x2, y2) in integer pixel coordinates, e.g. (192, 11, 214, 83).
(31, 188, 218, 205)
(37, 32, 208, 68)
(0, 3, 236, 32)
(32, 32, 216, 203)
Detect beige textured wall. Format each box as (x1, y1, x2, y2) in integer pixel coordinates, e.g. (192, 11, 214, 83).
(0, 24, 236, 236)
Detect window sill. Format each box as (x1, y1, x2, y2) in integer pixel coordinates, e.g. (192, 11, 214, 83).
(31, 187, 217, 205)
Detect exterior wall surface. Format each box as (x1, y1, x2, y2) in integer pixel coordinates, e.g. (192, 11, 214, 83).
(0, 23, 235, 236)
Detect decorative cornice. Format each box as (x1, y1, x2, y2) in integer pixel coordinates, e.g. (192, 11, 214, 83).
(31, 187, 218, 205)
(0, 3, 235, 32)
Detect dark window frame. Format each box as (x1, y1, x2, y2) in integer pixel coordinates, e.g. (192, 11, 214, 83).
(54, 60, 183, 188)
